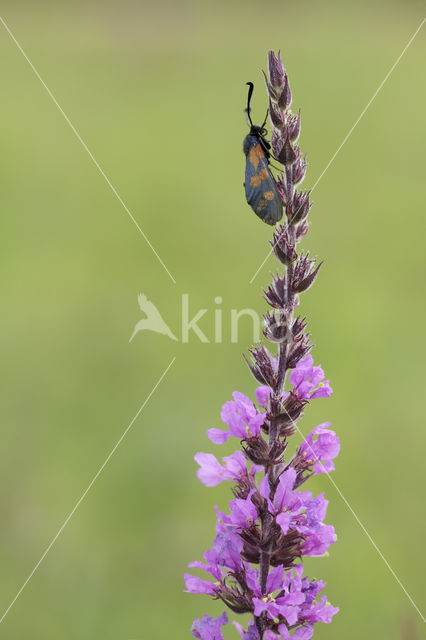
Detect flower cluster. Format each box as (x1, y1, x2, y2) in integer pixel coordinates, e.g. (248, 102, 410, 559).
(185, 51, 340, 639)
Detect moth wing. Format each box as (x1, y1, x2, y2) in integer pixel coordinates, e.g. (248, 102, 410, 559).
(244, 142, 283, 225)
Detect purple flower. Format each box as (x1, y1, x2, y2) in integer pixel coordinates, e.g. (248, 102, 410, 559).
(184, 574, 218, 596)
(267, 573, 338, 638)
(255, 385, 272, 408)
(249, 565, 305, 625)
(280, 625, 314, 639)
(302, 596, 339, 623)
(233, 621, 260, 640)
(264, 633, 280, 640)
(191, 611, 228, 640)
(300, 523, 337, 557)
(207, 392, 266, 444)
(185, 520, 245, 594)
(296, 493, 337, 556)
(229, 490, 258, 528)
(259, 468, 301, 534)
(298, 422, 340, 474)
(298, 578, 339, 625)
(259, 469, 336, 555)
(205, 523, 244, 572)
(289, 355, 332, 400)
(194, 450, 261, 487)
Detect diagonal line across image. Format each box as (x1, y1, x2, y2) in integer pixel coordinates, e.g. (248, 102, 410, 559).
(0, 15, 177, 284)
(249, 17, 426, 285)
(251, 365, 425, 624)
(0, 357, 176, 625)
(292, 421, 426, 624)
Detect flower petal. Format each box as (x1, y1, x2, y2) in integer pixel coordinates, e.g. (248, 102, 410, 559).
(276, 511, 292, 535)
(207, 428, 230, 444)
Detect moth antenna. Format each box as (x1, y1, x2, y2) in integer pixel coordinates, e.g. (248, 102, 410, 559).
(261, 108, 268, 129)
(245, 81, 254, 127)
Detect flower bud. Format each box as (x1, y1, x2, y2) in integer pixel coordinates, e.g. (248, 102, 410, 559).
(270, 129, 283, 163)
(290, 190, 311, 223)
(262, 70, 278, 101)
(277, 136, 296, 166)
(293, 151, 307, 184)
(287, 333, 313, 368)
(269, 98, 285, 129)
(271, 528, 304, 567)
(263, 312, 289, 343)
(264, 273, 289, 309)
(277, 75, 292, 110)
(296, 222, 309, 240)
(270, 225, 297, 265)
(268, 50, 286, 88)
(279, 392, 307, 426)
(288, 109, 301, 141)
(292, 315, 308, 338)
(292, 254, 323, 293)
(243, 436, 286, 466)
(233, 474, 257, 499)
(245, 345, 276, 387)
(273, 175, 286, 206)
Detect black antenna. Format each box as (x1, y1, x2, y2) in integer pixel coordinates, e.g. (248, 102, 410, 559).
(245, 81, 254, 126)
(261, 108, 268, 129)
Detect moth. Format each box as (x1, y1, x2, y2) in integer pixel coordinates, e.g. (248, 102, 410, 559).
(243, 82, 283, 225)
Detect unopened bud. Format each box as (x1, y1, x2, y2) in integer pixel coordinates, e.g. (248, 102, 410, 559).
(277, 136, 296, 166)
(268, 50, 286, 89)
(277, 75, 292, 110)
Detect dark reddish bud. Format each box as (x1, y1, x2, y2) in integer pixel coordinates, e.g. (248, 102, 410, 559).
(288, 109, 301, 141)
(269, 98, 285, 129)
(277, 75, 292, 110)
(292, 315, 308, 338)
(232, 473, 257, 499)
(245, 344, 276, 386)
(242, 436, 270, 466)
(287, 333, 313, 368)
(269, 392, 286, 418)
(264, 273, 288, 309)
(268, 50, 286, 88)
(292, 254, 323, 293)
(289, 190, 311, 223)
(263, 311, 289, 343)
(270, 528, 304, 567)
(278, 392, 307, 427)
(292, 449, 316, 487)
(277, 136, 296, 166)
(276, 174, 288, 205)
(217, 584, 253, 614)
(270, 225, 297, 265)
(241, 523, 304, 568)
(262, 70, 278, 100)
(296, 222, 309, 240)
(270, 129, 283, 163)
(240, 527, 263, 564)
(293, 151, 307, 184)
(242, 436, 286, 466)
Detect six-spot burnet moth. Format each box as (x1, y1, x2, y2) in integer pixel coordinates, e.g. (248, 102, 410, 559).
(243, 82, 283, 225)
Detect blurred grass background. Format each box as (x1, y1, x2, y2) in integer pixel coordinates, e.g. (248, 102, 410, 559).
(0, 0, 425, 638)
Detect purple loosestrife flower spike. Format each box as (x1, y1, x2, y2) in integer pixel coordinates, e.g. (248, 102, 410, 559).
(185, 51, 340, 639)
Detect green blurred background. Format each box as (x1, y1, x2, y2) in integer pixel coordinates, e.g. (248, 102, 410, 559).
(0, 1, 425, 638)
